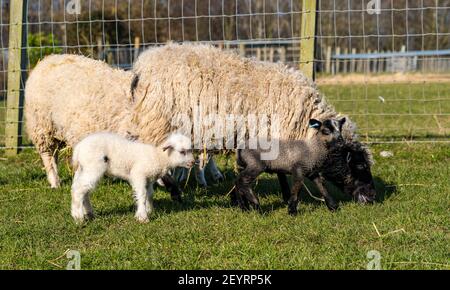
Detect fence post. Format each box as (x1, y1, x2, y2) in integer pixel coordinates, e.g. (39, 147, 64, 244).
(5, 0, 27, 156)
(325, 46, 331, 74)
(299, 0, 318, 80)
(134, 36, 141, 61)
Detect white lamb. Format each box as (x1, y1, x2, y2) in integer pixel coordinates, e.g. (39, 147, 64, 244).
(71, 132, 195, 223)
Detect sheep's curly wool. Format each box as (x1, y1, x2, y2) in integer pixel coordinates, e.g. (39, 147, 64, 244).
(25, 54, 138, 151)
(132, 42, 347, 143)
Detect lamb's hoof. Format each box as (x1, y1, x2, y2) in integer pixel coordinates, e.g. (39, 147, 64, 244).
(325, 198, 339, 212)
(288, 205, 298, 216)
(135, 215, 149, 223)
(85, 212, 95, 220)
(72, 216, 86, 225)
(50, 183, 61, 189)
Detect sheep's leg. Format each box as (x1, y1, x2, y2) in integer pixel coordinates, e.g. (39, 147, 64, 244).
(195, 165, 208, 188)
(235, 167, 263, 211)
(145, 182, 155, 215)
(194, 152, 208, 187)
(288, 172, 304, 215)
(71, 168, 103, 223)
(160, 174, 182, 203)
(277, 173, 291, 203)
(208, 158, 224, 183)
(173, 168, 187, 183)
(311, 174, 339, 211)
(130, 175, 150, 223)
(40, 151, 60, 188)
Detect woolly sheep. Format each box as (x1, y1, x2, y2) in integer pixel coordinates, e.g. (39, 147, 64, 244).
(234, 118, 346, 215)
(71, 132, 195, 223)
(24, 54, 215, 200)
(132, 43, 376, 202)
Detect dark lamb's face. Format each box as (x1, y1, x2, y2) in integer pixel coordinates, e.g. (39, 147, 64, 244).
(343, 150, 377, 203)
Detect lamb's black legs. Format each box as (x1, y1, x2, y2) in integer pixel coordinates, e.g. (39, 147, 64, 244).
(160, 174, 182, 202)
(288, 173, 304, 215)
(311, 175, 339, 211)
(234, 168, 263, 211)
(277, 173, 291, 203)
(280, 172, 339, 212)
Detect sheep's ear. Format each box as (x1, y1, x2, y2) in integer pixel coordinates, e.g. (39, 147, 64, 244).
(163, 145, 173, 152)
(339, 117, 347, 131)
(309, 119, 322, 129)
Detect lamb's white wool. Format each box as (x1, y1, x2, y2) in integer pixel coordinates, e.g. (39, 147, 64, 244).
(71, 132, 194, 223)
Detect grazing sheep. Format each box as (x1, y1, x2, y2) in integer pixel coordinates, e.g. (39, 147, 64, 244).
(25, 43, 376, 203)
(24, 54, 204, 200)
(71, 132, 195, 223)
(132, 43, 376, 202)
(234, 118, 346, 215)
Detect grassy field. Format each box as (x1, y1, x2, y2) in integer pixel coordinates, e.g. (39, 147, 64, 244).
(0, 144, 449, 270)
(0, 81, 449, 270)
(321, 82, 450, 141)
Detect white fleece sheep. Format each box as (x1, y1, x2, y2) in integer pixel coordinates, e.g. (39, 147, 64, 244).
(24, 54, 220, 189)
(71, 132, 194, 223)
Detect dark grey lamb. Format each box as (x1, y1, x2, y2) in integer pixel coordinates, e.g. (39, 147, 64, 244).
(234, 118, 346, 215)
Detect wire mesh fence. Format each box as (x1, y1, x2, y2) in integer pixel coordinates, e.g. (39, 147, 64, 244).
(0, 0, 449, 150)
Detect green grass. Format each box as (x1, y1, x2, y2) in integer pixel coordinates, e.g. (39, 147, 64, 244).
(320, 82, 450, 141)
(0, 143, 449, 270)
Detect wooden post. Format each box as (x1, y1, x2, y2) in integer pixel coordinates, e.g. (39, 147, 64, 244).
(239, 43, 245, 57)
(335, 47, 341, 73)
(269, 47, 274, 62)
(278, 47, 286, 63)
(350, 48, 356, 73)
(134, 36, 141, 61)
(343, 48, 348, 73)
(5, 0, 27, 156)
(299, 0, 318, 80)
(366, 50, 372, 73)
(97, 37, 103, 60)
(325, 46, 332, 74)
(256, 48, 262, 61)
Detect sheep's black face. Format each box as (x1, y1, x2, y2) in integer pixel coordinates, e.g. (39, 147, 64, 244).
(344, 150, 376, 203)
(321, 143, 376, 204)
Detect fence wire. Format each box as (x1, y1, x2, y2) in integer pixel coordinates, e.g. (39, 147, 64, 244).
(0, 0, 449, 149)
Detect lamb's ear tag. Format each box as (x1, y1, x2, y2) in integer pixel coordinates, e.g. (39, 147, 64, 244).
(309, 119, 322, 129)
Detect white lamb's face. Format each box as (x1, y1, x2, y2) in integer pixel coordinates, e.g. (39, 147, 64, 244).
(171, 148, 195, 169)
(163, 134, 195, 168)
